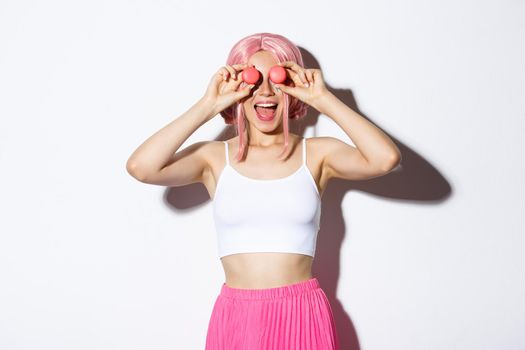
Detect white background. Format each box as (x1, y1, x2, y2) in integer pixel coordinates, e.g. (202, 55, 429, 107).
(1, 0, 524, 349)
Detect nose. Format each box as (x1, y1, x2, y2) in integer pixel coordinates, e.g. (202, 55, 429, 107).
(257, 75, 276, 96)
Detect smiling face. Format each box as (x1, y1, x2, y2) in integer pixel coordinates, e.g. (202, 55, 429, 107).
(241, 50, 287, 135)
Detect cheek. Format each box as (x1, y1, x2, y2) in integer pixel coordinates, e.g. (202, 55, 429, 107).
(242, 102, 253, 114)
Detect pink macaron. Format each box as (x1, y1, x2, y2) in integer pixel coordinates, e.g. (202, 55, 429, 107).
(268, 65, 287, 84)
(242, 65, 288, 85)
(242, 67, 260, 84)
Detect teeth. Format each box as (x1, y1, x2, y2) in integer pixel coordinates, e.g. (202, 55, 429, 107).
(255, 103, 277, 107)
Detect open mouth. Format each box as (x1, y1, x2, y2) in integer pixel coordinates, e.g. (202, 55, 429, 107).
(254, 103, 278, 121)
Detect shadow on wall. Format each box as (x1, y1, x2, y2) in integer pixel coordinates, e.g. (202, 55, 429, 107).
(163, 47, 452, 350)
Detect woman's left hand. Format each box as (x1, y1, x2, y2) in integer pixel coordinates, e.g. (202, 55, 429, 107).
(273, 62, 330, 108)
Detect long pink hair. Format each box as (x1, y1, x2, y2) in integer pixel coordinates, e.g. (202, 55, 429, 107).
(219, 32, 309, 161)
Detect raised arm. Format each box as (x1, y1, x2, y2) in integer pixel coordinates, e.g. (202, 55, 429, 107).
(313, 92, 401, 181)
(274, 63, 402, 181)
(126, 62, 255, 186)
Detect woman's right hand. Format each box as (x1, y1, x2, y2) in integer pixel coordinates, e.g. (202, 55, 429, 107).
(202, 63, 256, 116)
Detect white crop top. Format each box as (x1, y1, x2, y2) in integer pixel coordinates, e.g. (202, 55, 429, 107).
(212, 138, 321, 259)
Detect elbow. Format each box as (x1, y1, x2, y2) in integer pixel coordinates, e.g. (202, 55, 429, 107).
(379, 152, 402, 173)
(126, 159, 149, 182)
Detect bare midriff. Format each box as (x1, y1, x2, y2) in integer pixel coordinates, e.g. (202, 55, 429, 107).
(220, 252, 314, 289)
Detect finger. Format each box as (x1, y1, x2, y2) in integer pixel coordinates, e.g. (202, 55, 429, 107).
(217, 67, 232, 81)
(237, 83, 256, 97)
(312, 69, 322, 82)
(232, 74, 245, 88)
(299, 70, 309, 87)
(224, 63, 248, 83)
(215, 67, 227, 81)
(231, 63, 249, 71)
(214, 69, 228, 85)
(281, 65, 299, 83)
(288, 70, 305, 87)
(278, 61, 298, 69)
(279, 61, 309, 86)
(225, 65, 238, 80)
(226, 70, 244, 90)
(305, 70, 314, 85)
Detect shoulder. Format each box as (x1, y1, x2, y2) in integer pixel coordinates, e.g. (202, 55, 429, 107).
(201, 140, 226, 164)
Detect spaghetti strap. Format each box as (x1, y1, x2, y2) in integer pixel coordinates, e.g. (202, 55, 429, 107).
(223, 141, 230, 166)
(302, 138, 307, 166)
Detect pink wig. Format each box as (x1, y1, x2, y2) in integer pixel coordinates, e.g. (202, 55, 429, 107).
(219, 32, 309, 161)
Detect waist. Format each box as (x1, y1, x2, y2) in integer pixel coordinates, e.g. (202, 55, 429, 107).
(220, 252, 313, 289)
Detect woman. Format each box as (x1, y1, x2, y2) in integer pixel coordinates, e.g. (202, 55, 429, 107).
(126, 32, 401, 349)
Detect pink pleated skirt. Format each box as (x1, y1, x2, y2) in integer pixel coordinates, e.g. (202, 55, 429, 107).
(205, 277, 339, 350)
